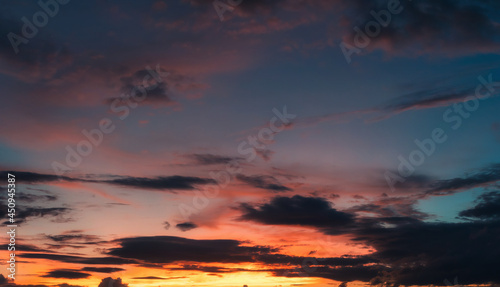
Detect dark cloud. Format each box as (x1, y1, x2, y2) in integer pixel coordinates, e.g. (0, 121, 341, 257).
(106, 68, 208, 107)
(103, 175, 216, 191)
(131, 276, 186, 280)
(377, 88, 473, 119)
(81, 267, 125, 273)
(239, 195, 354, 230)
(107, 235, 384, 283)
(274, 265, 388, 283)
(0, 243, 48, 253)
(21, 253, 136, 265)
(235, 194, 500, 284)
(236, 174, 292, 192)
(342, 0, 500, 56)
(187, 153, 243, 165)
(175, 222, 198, 231)
(45, 231, 100, 243)
(187, 0, 288, 15)
(0, 207, 71, 225)
(41, 269, 90, 279)
(0, 190, 58, 203)
(98, 278, 128, 287)
(0, 170, 216, 192)
(56, 284, 85, 287)
(427, 163, 500, 195)
(163, 221, 171, 230)
(0, 15, 72, 81)
(459, 191, 500, 220)
(168, 264, 234, 273)
(351, 219, 500, 285)
(108, 236, 276, 264)
(106, 82, 175, 107)
(0, 274, 7, 284)
(0, 171, 71, 183)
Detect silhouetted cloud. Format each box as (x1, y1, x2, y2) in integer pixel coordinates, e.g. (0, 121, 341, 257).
(98, 278, 128, 287)
(351, 219, 500, 285)
(239, 195, 354, 229)
(186, 153, 243, 165)
(342, 0, 500, 56)
(0, 207, 71, 225)
(176, 222, 198, 231)
(459, 191, 500, 220)
(131, 276, 186, 280)
(41, 269, 91, 279)
(81, 267, 125, 273)
(108, 236, 276, 264)
(21, 253, 136, 265)
(0, 170, 216, 191)
(0, 171, 71, 183)
(45, 231, 100, 243)
(103, 175, 216, 191)
(236, 174, 292, 192)
(428, 164, 500, 195)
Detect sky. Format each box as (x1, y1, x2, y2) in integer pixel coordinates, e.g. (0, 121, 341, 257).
(1, 0, 500, 287)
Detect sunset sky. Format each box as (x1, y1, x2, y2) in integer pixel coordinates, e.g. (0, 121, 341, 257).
(1, 1, 500, 287)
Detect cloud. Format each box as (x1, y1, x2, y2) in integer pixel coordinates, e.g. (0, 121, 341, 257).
(341, 0, 500, 56)
(351, 219, 500, 285)
(236, 174, 292, 192)
(0, 170, 216, 192)
(274, 265, 387, 283)
(0, 15, 72, 82)
(98, 278, 128, 287)
(41, 269, 91, 279)
(21, 253, 136, 265)
(0, 171, 71, 183)
(374, 88, 474, 120)
(0, 207, 72, 225)
(175, 222, 198, 231)
(45, 230, 101, 243)
(0, 190, 58, 203)
(239, 195, 355, 230)
(106, 235, 384, 283)
(103, 175, 216, 191)
(459, 191, 500, 220)
(186, 154, 244, 165)
(81, 267, 125, 273)
(163, 221, 171, 230)
(0, 274, 7, 284)
(0, 243, 51, 253)
(108, 236, 276, 264)
(56, 284, 85, 287)
(106, 68, 208, 107)
(131, 276, 186, 280)
(427, 163, 500, 195)
(105, 81, 175, 107)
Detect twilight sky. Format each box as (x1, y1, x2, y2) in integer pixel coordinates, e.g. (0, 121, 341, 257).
(1, 1, 500, 287)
